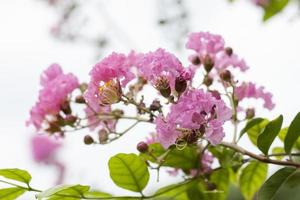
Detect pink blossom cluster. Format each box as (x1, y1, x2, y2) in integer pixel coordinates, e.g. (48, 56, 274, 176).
(27, 64, 79, 130)
(235, 82, 275, 110)
(156, 89, 232, 148)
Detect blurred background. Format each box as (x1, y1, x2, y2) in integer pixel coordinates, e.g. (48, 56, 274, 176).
(1, 0, 300, 198)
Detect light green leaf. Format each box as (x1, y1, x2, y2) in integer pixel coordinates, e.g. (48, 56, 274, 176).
(284, 112, 300, 154)
(83, 190, 111, 198)
(0, 169, 31, 184)
(109, 153, 149, 192)
(247, 119, 269, 146)
(263, 0, 289, 21)
(258, 167, 296, 200)
(257, 115, 283, 155)
(239, 161, 268, 200)
(278, 127, 300, 150)
(272, 147, 285, 160)
(0, 187, 26, 200)
(239, 118, 265, 139)
(207, 168, 230, 200)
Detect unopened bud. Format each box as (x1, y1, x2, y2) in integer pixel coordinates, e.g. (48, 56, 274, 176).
(175, 75, 187, 95)
(203, 55, 214, 73)
(203, 76, 213, 87)
(61, 100, 72, 115)
(84, 135, 94, 145)
(225, 47, 233, 56)
(246, 108, 255, 119)
(191, 55, 201, 65)
(75, 95, 86, 104)
(220, 70, 232, 82)
(150, 100, 161, 111)
(137, 142, 149, 153)
(155, 76, 171, 98)
(98, 129, 108, 144)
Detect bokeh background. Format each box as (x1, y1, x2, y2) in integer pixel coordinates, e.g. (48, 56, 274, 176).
(1, 0, 300, 199)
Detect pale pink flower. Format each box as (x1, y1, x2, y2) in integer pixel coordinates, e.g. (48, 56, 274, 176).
(145, 133, 159, 145)
(27, 64, 79, 129)
(235, 82, 275, 110)
(156, 89, 232, 148)
(190, 151, 214, 176)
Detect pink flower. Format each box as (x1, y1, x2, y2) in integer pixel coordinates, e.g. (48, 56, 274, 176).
(145, 133, 159, 145)
(235, 82, 275, 110)
(156, 89, 232, 148)
(252, 0, 269, 7)
(27, 64, 79, 129)
(137, 48, 192, 90)
(84, 52, 135, 109)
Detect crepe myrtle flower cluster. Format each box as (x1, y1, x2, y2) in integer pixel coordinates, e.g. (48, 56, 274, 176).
(27, 31, 275, 176)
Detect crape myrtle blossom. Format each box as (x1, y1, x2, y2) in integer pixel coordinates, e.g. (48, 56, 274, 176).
(235, 82, 275, 110)
(137, 48, 193, 97)
(186, 32, 248, 73)
(27, 64, 79, 130)
(156, 89, 232, 148)
(84, 52, 136, 110)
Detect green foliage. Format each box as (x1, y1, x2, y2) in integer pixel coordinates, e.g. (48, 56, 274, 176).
(272, 147, 285, 160)
(207, 168, 230, 200)
(0, 169, 31, 185)
(108, 153, 149, 192)
(0, 187, 26, 200)
(258, 167, 297, 200)
(209, 146, 243, 169)
(239, 161, 268, 200)
(239, 118, 265, 139)
(284, 112, 300, 154)
(257, 115, 283, 155)
(263, 0, 289, 21)
(140, 143, 199, 170)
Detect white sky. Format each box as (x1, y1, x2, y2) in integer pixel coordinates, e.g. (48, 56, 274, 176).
(1, 0, 300, 199)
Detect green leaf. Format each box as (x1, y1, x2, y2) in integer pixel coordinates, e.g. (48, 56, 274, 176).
(209, 146, 243, 169)
(258, 167, 296, 200)
(83, 191, 111, 198)
(0, 187, 26, 200)
(263, 0, 289, 21)
(239, 161, 268, 200)
(239, 118, 265, 139)
(140, 143, 199, 170)
(278, 127, 300, 150)
(257, 115, 283, 155)
(0, 169, 31, 184)
(207, 168, 230, 200)
(108, 153, 149, 192)
(272, 147, 285, 160)
(284, 112, 300, 154)
(246, 119, 269, 146)
(37, 184, 90, 200)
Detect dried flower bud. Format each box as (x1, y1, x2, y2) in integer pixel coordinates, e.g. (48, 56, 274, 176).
(98, 80, 122, 105)
(84, 135, 94, 145)
(98, 129, 108, 144)
(137, 142, 149, 153)
(220, 70, 232, 82)
(155, 76, 171, 98)
(246, 108, 255, 119)
(203, 76, 213, 87)
(60, 100, 72, 115)
(175, 75, 187, 95)
(150, 100, 161, 111)
(203, 55, 214, 73)
(225, 47, 233, 56)
(191, 55, 201, 65)
(75, 95, 86, 104)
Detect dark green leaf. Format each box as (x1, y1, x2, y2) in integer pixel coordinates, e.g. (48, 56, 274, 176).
(239, 118, 265, 139)
(278, 127, 300, 150)
(108, 153, 149, 192)
(258, 167, 296, 200)
(284, 112, 300, 154)
(0, 169, 31, 184)
(263, 0, 289, 21)
(257, 115, 283, 155)
(0, 187, 26, 200)
(239, 161, 268, 200)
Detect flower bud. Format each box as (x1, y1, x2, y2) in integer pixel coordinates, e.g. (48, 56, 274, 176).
(203, 76, 213, 87)
(220, 70, 232, 82)
(175, 75, 187, 95)
(84, 135, 94, 145)
(98, 129, 108, 144)
(137, 142, 149, 153)
(75, 95, 86, 104)
(225, 47, 233, 56)
(246, 108, 255, 119)
(150, 100, 161, 111)
(99, 80, 122, 105)
(60, 100, 72, 115)
(191, 55, 201, 65)
(155, 76, 171, 98)
(203, 55, 214, 73)
(79, 83, 88, 93)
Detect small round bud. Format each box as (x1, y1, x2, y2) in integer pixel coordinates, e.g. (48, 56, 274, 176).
(75, 95, 86, 104)
(203, 76, 213, 87)
(98, 129, 108, 144)
(137, 142, 149, 153)
(246, 108, 255, 119)
(203, 55, 214, 73)
(220, 70, 232, 82)
(60, 100, 72, 115)
(225, 47, 233, 56)
(175, 75, 187, 95)
(84, 135, 94, 145)
(191, 55, 201, 65)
